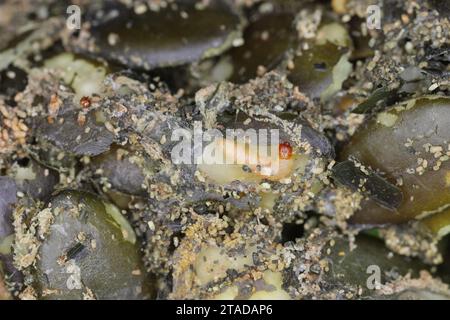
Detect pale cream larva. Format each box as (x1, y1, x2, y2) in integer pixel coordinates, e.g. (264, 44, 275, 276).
(198, 137, 309, 184)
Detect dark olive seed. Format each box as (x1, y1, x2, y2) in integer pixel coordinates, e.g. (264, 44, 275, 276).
(0, 176, 17, 240)
(323, 235, 428, 298)
(36, 98, 114, 157)
(287, 20, 352, 101)
(82, 0, 243, 70)
(288, 42, 351, 101)
(33, 191, 154, 300)
(0, 177, 22, 298)
(341, 96, 450, 224)
(91, 145, 157, 198)
(228, 11, 296, 83)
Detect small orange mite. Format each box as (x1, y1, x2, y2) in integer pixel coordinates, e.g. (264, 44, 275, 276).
(279, 142, 293, 160)
(80, 96, 91, 108)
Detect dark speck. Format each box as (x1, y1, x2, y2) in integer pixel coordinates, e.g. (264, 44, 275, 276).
(313, 62, 327, 71)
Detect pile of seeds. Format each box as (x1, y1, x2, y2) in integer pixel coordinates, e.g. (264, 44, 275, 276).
(0, 0, 449, 300)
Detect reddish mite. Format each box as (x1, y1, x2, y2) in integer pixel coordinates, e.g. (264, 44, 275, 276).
(278, 142, 293, 160)
(80, 96, 91, 108)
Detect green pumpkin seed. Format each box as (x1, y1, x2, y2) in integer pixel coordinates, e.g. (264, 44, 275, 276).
(341, 96, 450, 224)
(79, 0, 243, 70)
(25, 191, 153, 300)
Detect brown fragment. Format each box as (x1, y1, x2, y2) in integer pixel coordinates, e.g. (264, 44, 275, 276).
(80, 96, 91, 109)
(48, 93, 61, 118)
